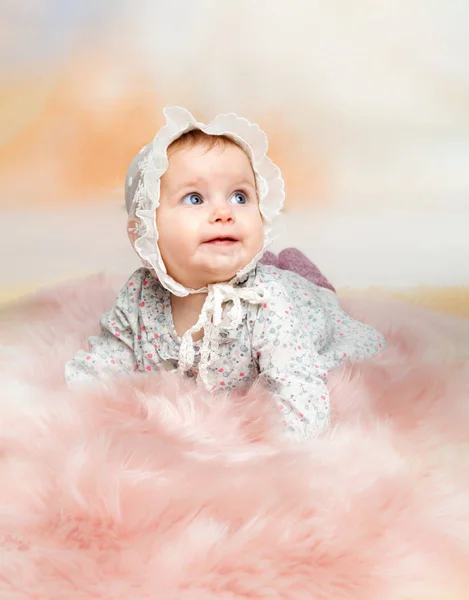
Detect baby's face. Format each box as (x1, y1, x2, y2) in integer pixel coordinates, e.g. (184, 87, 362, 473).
(157, 142, 264, 289)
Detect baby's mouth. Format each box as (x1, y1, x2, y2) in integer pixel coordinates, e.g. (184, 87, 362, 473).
(203, 236, 239, 246)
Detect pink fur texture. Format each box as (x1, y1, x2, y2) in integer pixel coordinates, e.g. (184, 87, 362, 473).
(0, 275, 469, 599)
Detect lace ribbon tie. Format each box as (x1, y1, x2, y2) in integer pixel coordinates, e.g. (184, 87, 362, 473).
(178, 283, 266, 387)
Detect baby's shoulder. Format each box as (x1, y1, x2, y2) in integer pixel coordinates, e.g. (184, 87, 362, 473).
(255, 263, 332, 306)
(123, 267, 156, 287)
(251, 264, 338, 337)
(116, 267, 166, 307)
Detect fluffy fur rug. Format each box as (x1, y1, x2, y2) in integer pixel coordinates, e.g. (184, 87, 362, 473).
(0, 274, 469, 599)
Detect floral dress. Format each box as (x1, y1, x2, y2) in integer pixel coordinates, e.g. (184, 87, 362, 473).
(65, 264, 386, 439)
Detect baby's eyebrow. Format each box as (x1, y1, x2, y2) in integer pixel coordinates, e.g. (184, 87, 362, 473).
(235, 179, 256, 190)
(165, 176, 257, 197)
(169, 178, 206, 194)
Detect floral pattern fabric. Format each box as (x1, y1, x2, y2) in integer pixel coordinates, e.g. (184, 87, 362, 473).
(65, 264, 386, 439)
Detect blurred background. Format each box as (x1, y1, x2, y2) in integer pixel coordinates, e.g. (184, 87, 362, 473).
(0, 0, 468, 309)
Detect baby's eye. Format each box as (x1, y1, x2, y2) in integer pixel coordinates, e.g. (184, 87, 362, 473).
(181, 193, 203, 205)
(230, 191, 248, 205)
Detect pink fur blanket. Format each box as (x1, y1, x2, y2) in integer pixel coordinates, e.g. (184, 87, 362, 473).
(0, 274, 469, 599)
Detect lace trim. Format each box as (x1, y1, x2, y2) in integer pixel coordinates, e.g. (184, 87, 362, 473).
(177, 281, 267, 389)
(127, 106, 285, 298)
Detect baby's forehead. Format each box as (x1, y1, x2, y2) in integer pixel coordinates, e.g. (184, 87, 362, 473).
(163, 142, 256, 186)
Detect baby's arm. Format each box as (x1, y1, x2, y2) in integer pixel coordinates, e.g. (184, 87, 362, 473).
(252, 293, 332, 440)
(314, 287, 386, 370)
(65, 274, 141, 385)
(252, 284, 386, 440)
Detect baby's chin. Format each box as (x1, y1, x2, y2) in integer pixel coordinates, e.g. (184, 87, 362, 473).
(185, 254, 257, 288)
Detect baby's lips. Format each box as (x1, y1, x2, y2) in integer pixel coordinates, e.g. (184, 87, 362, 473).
(203, 235, 239, 243)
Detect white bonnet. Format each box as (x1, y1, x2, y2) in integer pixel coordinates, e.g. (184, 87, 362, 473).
(125, 106, 285, 297)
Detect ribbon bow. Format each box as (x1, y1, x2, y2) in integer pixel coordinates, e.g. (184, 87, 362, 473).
(211, 283, 264, 329)
(178, 283, 265, 387)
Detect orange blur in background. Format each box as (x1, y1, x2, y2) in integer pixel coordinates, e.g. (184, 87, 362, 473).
(0, 1, 468, 310)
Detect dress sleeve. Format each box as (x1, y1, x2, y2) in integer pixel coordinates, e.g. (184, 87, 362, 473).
(314, 288, 386, 370)
(252, 286, 386, 440)
(252, 290, 331, 440)
(64, 273, 142, 386)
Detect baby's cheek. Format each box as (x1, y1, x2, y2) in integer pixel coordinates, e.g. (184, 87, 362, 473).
(250, 221, 265, 255)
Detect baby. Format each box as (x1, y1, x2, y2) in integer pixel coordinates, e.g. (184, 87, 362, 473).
(65, 107, 386, 439)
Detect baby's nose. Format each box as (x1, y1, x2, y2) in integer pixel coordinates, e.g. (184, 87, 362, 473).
(213, 202, 234, 223)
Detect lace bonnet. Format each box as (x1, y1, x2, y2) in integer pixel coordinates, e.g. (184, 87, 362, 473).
(125, 106, 285, 295)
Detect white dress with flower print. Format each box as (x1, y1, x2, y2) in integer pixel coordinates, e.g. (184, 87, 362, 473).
(65, 264, 386, 439)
